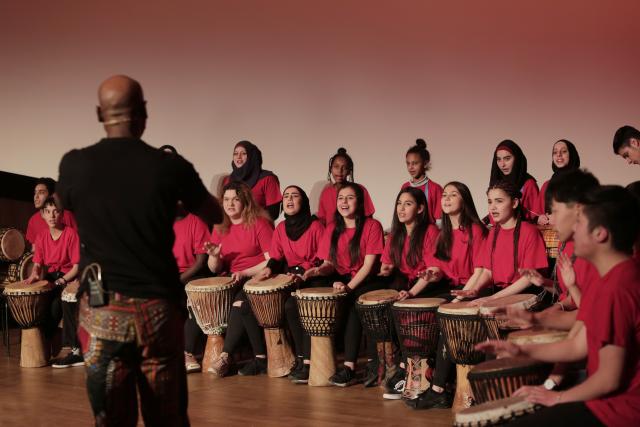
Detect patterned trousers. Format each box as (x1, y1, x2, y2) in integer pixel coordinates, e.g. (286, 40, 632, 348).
(78, 294, 189, 427)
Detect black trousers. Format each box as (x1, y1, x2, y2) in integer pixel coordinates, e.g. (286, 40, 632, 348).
(222, 291, 266, 356)
(506, 402, 603, 427)
(183, 314, 202, 355)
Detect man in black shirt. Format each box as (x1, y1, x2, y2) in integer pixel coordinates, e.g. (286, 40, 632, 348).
(57, 75, 222, 427)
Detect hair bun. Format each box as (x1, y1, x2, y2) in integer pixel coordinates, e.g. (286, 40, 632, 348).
(337, 147, 347, 155)
(415, 138, 427, 148)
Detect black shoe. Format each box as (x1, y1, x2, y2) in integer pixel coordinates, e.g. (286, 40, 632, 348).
(290, 363, 310, 384)
(329, 366, 356, 387)
(238, 357, 267, 376)
(406, 387, 453, 410)
(382, 368, 406, 400)
(288, 356, 304, 380)
(362, 358, 379, 388)
(52, 351, 84, 368)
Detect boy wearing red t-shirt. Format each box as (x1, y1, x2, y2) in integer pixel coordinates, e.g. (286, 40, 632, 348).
(26, 197, 81, 368)
(478, 185, 640, 427)
(25, 177, 77, 249)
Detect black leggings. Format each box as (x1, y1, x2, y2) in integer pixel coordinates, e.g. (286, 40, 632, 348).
(506, 402, 603, 426)
(184, 313, 202, 355)
(222, 291, 266, 356)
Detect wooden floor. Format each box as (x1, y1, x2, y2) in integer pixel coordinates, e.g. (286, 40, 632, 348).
(0, 329, 453, 427)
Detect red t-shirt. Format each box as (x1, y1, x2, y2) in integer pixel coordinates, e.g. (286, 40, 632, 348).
(269, 220, 324, 270)
(576, 259, 640, 427)
(521, 178, 540, 222)
(317, 218, 384, 276)
(210, 217, 273, 273)
(478, 221, 548, 287)
(26, 210, 77, 245)
(433, 224, 487, 286)
(223, 174, 282, 209)
(556, 240, 600, 301)
(32, 226, 80, 274)
(172, 214, 210, 273)
(316, 183, 376, 225)
(381, 225, 439, 281)
(536, 179, 550, 215)
(401, 179, 444, 223)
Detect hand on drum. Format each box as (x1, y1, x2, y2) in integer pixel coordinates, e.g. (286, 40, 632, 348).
(397, 290, 412, 300)
(333, 281, 350, 293)
(469, 296, 491, 306)
(513, 385, 561, 407)
(285, 272, 304, 285)
(556, 253, 576, 289)
(231, 271, 246, 283)
(254, 267, 272, 281)
(451, 288, 478, 300)
(302, 267, 318, 281)
(537, 214, 550, 226)
(502, 306, 535, 329)
(518, 269, 545, 287)
(24, 274, 38, 285)
(378, 263, 393, 277)
(475, 339, 522, 358)
(204, 242, 222, 258)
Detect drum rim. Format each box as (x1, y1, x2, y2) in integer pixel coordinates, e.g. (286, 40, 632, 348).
(356, 288, 399, 305)
(392, 297, 446, 308)
(243, 274, 295, 293)
(185, 277, 237, 291)
(295, 287, 347, 299)
(437, 301, 480, 315)
(3, 280, 53, 295)
(454, 396, 538, 426)
(468, 356, 551, 376)
(507, 327, 568, 341)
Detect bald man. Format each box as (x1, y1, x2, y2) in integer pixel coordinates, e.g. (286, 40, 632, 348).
(57, 75, 222, 427)
(613, 125, 640, 166)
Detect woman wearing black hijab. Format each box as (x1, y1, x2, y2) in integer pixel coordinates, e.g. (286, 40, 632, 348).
(537, 140, 581, 225)
(225, 140, 282, 220)
(254, 185, 329, 384)
(489, 139, 540, 222)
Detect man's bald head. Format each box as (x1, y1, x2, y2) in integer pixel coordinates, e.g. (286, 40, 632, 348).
(97, 75, 147, 137)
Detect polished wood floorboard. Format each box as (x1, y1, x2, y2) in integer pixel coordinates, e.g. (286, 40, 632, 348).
(0, 329, 454, 426)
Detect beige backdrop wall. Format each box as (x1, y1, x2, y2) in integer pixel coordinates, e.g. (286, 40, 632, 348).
(1, 0, 638, 227)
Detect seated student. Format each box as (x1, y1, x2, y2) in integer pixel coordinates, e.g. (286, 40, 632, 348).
(254, 185, 326, 384)
(173, 201, 211, 373)
(488, 140, 539, 222)
(206, 181, 273, 376)
(26, 177, 76, 250)
(303, 182, 385, 387)
(400, 139, 443, 225)
(477, 185, 640, 427)
(473, 181, 548, 304)
(25, 197, 81, 368)
(223, 140, 282, 220)
(316, 148, 375, 225)
(612, 125, 640, 166)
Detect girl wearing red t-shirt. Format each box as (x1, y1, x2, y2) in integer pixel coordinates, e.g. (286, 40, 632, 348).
(475, 181, 548, 304)
(254, 185, 326, 384)
(223, 140, 282, 221)
(536, 139, 581, 226)
(316, 147, 375, 225)
(489, 140, 539, 223)
(206, 181, 274, 377)
(400, 139, 443, 225)
(303, 182, 385, 387)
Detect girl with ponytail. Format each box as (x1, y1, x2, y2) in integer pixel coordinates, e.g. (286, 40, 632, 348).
(401, 138, 444, 225)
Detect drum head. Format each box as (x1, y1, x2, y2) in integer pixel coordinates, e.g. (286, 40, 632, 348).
(507, 327, 568, 345)
(357, 289, 399, 305)
(455, 396, 537, 427)
(437, 301, 479, 315)
(185, 277, 236, 292)
(0, 228, 26, 261)
(469, 356, 549, 375)
(244, 274, 294, 293)
(393, 297, 446, 308)
(295, 287, 346, 299)
(3, 280, 53, 295)
(479, 294, 538, 315)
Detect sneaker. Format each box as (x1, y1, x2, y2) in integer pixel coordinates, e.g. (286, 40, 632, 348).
(382, 368, 406, 400)
(52, 351, 84, 368)
(405, 387, 453, 410)
(208, 352, 231, 377)
(184, 352, 201, 373)
(288, 356, 304, 380)
(238, 357, 267, 376)
(362, 358, 379, 388)
(290, 363, 310, 384)
(329, 366, 356, 387)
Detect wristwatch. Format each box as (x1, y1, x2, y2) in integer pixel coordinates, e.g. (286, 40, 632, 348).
(543, 378, 557, 390)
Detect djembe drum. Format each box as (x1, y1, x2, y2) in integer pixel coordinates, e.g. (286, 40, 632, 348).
(3, 280, 54, 367)
(479, 294, 538, 340)
(356, 289, 400, 387)
(12, 252, 35, 282)
(294, 287, 347, 386)
(0, 227, 26, 262)
(185, 277, 238, 374)
(437, 301, 488, 412)
(391, 297, 445, 400)
(454, 396, 540, 427)
(244, 274, 297, 378)
(468, 357, 553, 404)
(508, 327, 568, 346)
(538, 225, 559, 259)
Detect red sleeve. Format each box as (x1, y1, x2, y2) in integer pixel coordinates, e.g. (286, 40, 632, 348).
(520, 224, 548, 270)
(430, 182, 443, 220)
(471, 225, 487, 267)
(269, 225, 285, 261)
(591, 285, 636, 350)
(423, 225, 440, 266)
(68, 229, 81, 264)
(310, 221, 325, 255)
(25, 214, 39, 244)
(210, 228, 222, 246)
(33, 234, 44, 264)
(192, 216, 210, 255)
(363, 219, 384, 255)
(255, 218, 274, 253)
(317, 186, 330, 223)
(361, 185, 376, 217)
(522, 179, 540, 219)
(381, 237, 393, 264)
(537, 180, 550, 215)
(477, 229, 493, 269)
(317, 224, 334, 261)
(262, 175, 282, 206)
